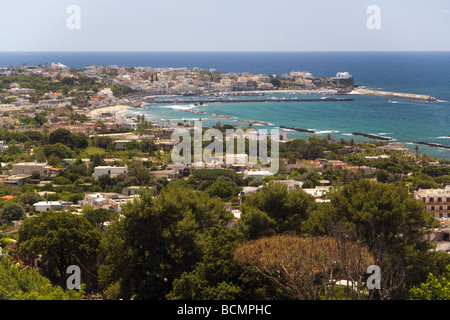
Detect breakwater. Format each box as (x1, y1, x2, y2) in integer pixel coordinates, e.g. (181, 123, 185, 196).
(280, 126, 315, 133)
(351, 132, 393, 141)
(413, 142, 450, 150)
(349, 89, 437, 102)
(145, 97, 354, 104)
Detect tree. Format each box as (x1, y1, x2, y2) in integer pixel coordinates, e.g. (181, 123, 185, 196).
(410, 265, 450, 300)
(206, 180, 241, 201)
(34, 113, 47, 127)
(239, 182, 316, 239)
(325, 180, 435, 299)
(95, 136, 113, 149)
(375, 169, 390, 183)
(49, 128, 73, 146)
(234, 235, 374, 300)
(98, 182, 234, 300)
(0, 257, 83, 300)
(83, 207, 118, 232)
(19, 192, 43, 206)
(0, 203, 25, 224)
(167, 226, 286, 300)
(17, 211, 101, 286)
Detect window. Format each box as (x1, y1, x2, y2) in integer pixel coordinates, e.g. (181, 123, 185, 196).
(429, 198, 434, 202)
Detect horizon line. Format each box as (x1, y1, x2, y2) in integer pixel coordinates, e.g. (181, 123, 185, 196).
(1, 50, 450, 53)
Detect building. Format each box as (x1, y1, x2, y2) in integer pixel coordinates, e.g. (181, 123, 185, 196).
(33, 201, 63, 213)
(10, 161, 52, 176)
(270, 180, 303, 191)
(243, 170, 274, 180)
(83, 192, 134, 213)
(149, 169, 181, 179)
(330, 72, 355, 87)
(92, 166, 128, 180)
(114, 140, 132, 151)
(414, 185, 450, 221)
(122, 186, 144, 196)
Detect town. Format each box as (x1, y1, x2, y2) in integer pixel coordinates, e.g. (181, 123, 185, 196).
(0, 62, 449, 301)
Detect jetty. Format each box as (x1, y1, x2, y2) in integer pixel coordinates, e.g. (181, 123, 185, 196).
(347, 89, 437, 102)
(144, 97, 353, 104)
(180, 109, 206, 114)
(280, 126, 315, 133)
(238, 119, 271, 126)
(413, 142, 450, 150)
(351, 132, 393, 141)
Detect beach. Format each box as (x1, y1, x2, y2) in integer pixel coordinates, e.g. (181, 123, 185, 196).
(87, 105, 134, 120)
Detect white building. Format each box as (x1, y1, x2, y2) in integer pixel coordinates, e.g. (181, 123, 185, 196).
(33, 201, 63, 213)
(243, 170, 274, 180)
(92, 166, 128, 180)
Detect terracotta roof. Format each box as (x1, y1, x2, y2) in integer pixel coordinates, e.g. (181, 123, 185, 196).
(0, 195, 15, 200)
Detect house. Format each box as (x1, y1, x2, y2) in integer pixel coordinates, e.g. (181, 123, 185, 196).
(302, 186, 330, 199)
(122, 186, 145, 196)
(114, 140, 131, 151)
(33, 201, 63, 212)
(239, 186, 261, 197)
(424, 227, 450, 252)
(92, 166, 128, 180)
(11, 161, 52, 176)
(0, 175, 30, 187)
(84, 193, 108, 208)
(414, 185, 450, 222)
(149, 169, 181, 179)
(270, 180, 303, 191)
(84, 192, 135, 213)
(243, 170, 274, 180)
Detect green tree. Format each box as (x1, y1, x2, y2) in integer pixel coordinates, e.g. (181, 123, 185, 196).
(167, 227, 286, 300)
(83, 207, 118, 232)
(326, 180, 436, 299)
(19, 192, 43, 207)
(49, 128, 73, 146)
(206, 180, 241, 201)
(410, 265, 450, 300)
(98, 182, 233, 300)
(239, 182, 316, 239)
(0, 257, 83, 300)
(17, 211, 101, 285)
(0, 202, 26, 224)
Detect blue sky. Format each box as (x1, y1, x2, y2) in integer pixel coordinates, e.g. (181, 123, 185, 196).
(1, 0, 449, 51)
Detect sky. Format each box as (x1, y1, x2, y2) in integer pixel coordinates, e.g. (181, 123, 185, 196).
(0, 0, 449, 51)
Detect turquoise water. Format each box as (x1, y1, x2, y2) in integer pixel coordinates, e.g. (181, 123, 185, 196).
(131, 91, 450, 160)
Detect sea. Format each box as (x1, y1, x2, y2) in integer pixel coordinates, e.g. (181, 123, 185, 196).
(1, 51, 449, 160)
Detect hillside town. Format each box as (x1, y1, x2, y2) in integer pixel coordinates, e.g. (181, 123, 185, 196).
(0, 62, 450, 301)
